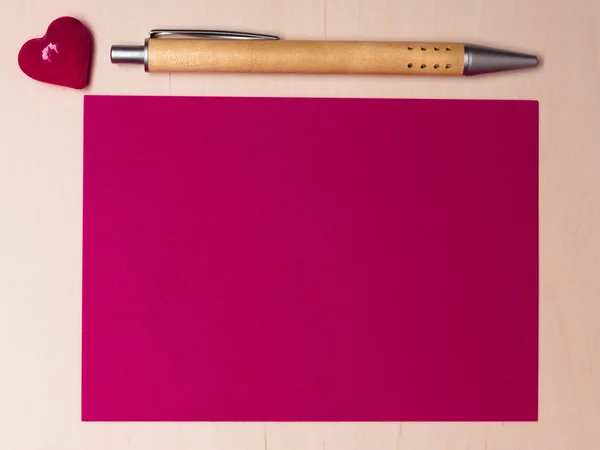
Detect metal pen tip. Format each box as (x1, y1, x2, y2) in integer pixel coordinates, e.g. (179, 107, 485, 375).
(464, 44, 540, 75)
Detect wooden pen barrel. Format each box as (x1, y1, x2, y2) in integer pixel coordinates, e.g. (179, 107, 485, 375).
(147, 39, 465, 75)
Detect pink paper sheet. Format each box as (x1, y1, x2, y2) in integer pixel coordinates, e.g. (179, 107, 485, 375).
(82, 95, 538, 422)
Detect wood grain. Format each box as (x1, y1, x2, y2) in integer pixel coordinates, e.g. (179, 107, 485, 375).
(148, 39, 465, 75)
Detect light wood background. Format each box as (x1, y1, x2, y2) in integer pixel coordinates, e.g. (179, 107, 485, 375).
(1, 0, 599, 449)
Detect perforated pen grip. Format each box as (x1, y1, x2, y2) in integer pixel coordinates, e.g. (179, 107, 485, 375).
(147, 40, 465, 75)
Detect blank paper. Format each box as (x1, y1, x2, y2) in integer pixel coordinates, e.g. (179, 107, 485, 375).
(82, 95, 538, 421)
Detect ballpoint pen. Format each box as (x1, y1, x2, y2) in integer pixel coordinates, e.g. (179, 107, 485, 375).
(110, 29, 539, 76)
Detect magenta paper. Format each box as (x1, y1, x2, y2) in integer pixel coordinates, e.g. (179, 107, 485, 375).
(82, 95, 538, 422)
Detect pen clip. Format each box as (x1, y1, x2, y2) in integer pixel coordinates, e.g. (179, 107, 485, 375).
(148, 29, 280, 40)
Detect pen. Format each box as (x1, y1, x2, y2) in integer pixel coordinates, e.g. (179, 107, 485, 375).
(110, 29, 539, 76)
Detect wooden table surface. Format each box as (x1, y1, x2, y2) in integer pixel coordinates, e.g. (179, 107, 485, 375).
(1, 0, 599, 449)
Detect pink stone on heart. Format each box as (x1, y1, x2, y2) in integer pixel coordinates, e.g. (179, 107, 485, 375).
(41, 43, 59, 62)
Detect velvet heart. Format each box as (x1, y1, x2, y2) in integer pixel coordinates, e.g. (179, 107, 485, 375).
(18, 16, 92, 90)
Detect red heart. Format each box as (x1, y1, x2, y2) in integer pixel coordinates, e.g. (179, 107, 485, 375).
(18, 17, 92, 90)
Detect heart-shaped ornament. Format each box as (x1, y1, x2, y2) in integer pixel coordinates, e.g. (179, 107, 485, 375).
(18, 16, 92, 90)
